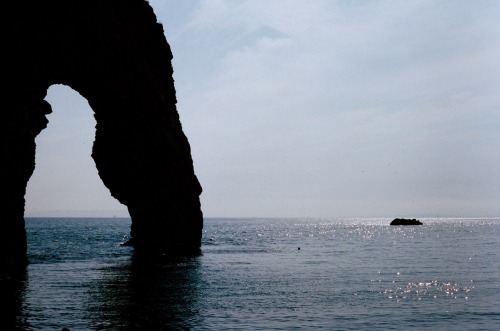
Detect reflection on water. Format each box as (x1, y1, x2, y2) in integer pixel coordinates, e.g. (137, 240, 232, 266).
(2, 253, 202, 330)
(0, 268, 30, 330)
(22, 218, 203, 329)
(87, 253, 202, 330)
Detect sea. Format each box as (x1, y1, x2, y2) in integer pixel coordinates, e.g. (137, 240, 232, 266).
(1, 217, 499, 330)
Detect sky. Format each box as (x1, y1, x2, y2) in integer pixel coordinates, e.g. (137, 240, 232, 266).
(25, 0, 500, 218)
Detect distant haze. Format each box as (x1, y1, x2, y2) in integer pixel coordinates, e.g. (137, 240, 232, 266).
(25, 0, 500, 218)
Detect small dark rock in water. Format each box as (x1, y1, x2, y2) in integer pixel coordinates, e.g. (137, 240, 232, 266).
(390, 218, 423, 225)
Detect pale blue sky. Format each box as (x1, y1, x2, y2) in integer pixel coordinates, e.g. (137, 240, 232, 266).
(25, 0, 500, 218)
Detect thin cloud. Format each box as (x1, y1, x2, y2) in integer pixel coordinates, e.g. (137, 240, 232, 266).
(168, 0, 500, 217)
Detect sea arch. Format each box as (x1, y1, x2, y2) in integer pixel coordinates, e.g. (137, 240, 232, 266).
(1, 1, 203, 271)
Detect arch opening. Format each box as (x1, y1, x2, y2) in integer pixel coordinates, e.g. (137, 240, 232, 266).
(25, 85, 129, 218)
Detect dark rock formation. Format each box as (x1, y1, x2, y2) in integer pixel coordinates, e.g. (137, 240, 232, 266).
(0, 0, 203, 271)
(390, 218, 423, 225)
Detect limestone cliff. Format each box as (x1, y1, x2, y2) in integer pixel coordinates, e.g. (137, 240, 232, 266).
(0, 0, 203, 271)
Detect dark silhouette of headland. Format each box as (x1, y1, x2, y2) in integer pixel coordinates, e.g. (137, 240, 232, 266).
(0, 0, 203, 273)
(390, 218, 423, 225)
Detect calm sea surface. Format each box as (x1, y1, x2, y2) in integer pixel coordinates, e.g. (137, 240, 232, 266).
(2, 217, 500, 330)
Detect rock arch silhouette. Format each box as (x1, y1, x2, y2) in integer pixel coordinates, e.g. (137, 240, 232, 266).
(1, 1, 203, 271)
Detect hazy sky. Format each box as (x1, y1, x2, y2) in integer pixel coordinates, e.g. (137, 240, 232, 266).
(25, 0, 500, 218)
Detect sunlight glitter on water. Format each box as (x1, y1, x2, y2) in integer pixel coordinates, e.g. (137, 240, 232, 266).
(381, 280, 475, 301)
